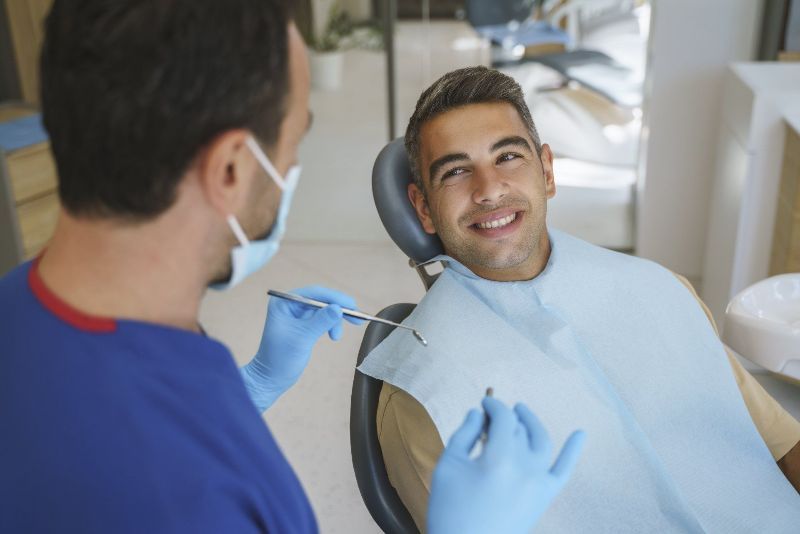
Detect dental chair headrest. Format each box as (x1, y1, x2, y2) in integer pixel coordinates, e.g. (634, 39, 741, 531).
(372, 138, 444, 264)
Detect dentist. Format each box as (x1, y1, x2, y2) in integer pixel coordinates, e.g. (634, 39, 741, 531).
(0, 1, 584, 532)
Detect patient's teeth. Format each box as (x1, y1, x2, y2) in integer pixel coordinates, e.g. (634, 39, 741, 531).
(477, 213, 517, 230)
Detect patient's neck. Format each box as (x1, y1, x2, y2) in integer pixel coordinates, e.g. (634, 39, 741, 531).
(458, 233, 552, 282)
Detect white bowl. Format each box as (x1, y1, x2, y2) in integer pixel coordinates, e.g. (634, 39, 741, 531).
(723, 274, 800, 380)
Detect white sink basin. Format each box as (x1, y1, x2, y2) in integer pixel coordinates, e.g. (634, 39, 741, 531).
(723, 274, 800, 380)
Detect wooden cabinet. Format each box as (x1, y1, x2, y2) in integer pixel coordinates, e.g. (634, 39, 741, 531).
(3, 0, 53, 104)
(15, 173, 58, 258)
(0, 104, 59, 275)
(6, 140, 57, 203)
(770, 122, 800, 275)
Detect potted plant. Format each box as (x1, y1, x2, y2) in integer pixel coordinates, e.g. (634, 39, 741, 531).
(306, 3, 353, 91)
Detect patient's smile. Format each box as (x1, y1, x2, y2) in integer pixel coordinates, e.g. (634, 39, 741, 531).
(471, 210, 524, 238)
(475, 212, 516, 229)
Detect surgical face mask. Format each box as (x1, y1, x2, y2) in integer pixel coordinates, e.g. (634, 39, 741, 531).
(211, 136, 301, 290)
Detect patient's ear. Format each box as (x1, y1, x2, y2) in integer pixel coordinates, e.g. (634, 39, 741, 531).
(541, 144, 556, 199)
(408, 182, 436, 234)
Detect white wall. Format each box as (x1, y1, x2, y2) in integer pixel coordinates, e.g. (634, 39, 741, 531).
(636, 0, 764, 281)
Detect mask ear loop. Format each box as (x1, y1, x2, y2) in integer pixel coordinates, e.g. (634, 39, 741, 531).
(226, 215, 250, 246)
(229, 136, 292, 247)
(245, 136, 286, 190)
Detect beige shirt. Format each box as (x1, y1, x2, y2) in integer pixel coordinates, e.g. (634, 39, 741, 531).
(376, 275, 800, 532)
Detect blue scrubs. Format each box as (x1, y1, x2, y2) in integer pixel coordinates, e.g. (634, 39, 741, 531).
(0, 260, 317, 533)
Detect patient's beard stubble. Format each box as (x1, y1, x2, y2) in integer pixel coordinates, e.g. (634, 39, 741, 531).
(437, 197, 545, 276)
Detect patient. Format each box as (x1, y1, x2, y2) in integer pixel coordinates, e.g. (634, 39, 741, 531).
(359, 67, 800, 532)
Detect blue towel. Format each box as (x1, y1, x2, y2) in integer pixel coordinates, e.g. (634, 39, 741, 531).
(360, 230, 800, 532)
(0, 114, 48, 152)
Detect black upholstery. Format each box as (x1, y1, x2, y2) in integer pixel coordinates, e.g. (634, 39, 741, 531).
(350, 139, 442, 532)
(350, 303, 419, 534)
(371, 138, 443, 265)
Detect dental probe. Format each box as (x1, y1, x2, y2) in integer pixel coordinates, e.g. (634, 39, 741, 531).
(481, 387, 494, 445)
(267, 290, 428, 347)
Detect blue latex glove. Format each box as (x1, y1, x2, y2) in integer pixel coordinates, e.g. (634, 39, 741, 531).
(427, 396, 586, 534)
(241, 286, 362, 412)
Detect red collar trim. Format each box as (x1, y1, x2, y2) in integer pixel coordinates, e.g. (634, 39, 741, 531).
(28, 256, 117, 333)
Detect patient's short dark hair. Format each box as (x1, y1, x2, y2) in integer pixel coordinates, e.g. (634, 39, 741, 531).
(404, 66, 542, 191)
(41, 0, 291, 220)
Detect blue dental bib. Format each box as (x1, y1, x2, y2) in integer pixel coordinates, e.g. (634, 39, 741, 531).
(359, 230, 800, 532)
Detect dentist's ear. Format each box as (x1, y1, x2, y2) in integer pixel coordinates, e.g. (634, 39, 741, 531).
(408, 181, 437, 235)
(540, 144, 556, 199)
(196, 129, 258, 217)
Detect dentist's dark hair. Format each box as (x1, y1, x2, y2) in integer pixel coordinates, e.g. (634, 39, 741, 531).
(404, 66, 542, 192)
(40, 0, 292, 219)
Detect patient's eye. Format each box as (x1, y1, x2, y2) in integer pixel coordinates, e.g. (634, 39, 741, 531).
(497, 152, 522, 164)
(441, 167, 466, 181)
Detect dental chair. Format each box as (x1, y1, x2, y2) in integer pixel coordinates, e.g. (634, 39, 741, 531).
(349, 138, 442, 534)
(466, 0, 642, 109)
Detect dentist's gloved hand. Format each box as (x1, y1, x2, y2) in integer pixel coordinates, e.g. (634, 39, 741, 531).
(427, 396, 586, 534)
(241, 286, 362, 412)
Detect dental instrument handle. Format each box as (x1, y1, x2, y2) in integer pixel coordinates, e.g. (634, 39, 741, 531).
(267, 290, 428, 346)
(337, 308, 422, 338)
(480, 387, 493, 445)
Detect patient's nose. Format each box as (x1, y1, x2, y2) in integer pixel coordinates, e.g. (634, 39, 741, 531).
(471, 168, 508, 205)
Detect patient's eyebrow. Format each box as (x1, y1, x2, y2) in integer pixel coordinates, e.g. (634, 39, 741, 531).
(428, 152, 470, 184)
(491, 135, 532, 153)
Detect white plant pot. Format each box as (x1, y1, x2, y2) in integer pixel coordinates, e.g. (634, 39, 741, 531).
(310, 50, 344, 91)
